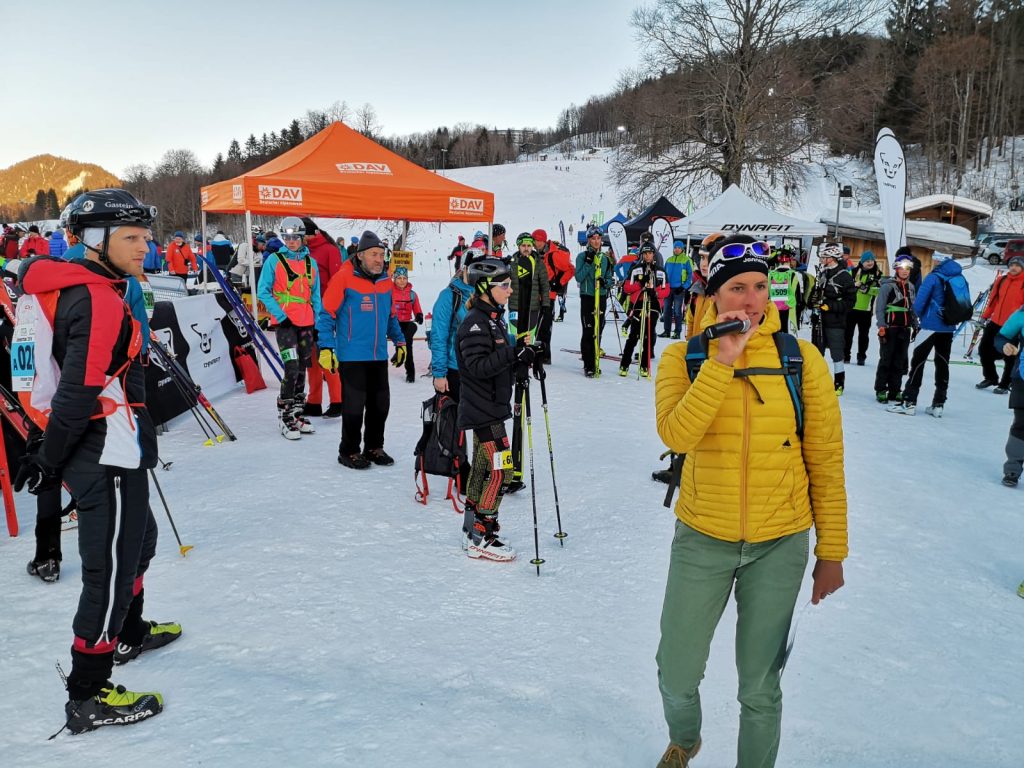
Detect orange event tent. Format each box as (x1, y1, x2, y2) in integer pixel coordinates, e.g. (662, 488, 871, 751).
(200, 121, 494, 222)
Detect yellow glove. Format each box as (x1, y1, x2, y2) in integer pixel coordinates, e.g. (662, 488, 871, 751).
(390, 345, 407, 368)
(318, 348, 338, 374)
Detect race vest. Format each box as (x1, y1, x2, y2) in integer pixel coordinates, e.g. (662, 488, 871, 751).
(769, 269, 795, 310)
(13, 290, 144, 468)
(272, 254, 314, 326)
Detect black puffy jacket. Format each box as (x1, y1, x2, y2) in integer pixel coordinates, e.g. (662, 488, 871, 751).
(454, 300, 516, 430)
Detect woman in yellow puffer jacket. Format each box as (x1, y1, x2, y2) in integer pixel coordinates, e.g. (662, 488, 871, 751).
(652, 235, 848, 768)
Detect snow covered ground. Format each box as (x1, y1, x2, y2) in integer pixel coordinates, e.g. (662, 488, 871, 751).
(1, 154, 1023, 767)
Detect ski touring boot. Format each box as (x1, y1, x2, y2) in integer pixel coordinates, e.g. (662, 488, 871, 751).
(114, 620, 182, 665)
(278, 399, 301, 440)
(1002, 473, 1019, 488)
(290, 398, 316, 434)
(464, 510, 516, 562)
(640, 367, 651, 379)
(875, 391, 889, 404)
(619, 367, 629, 377)
(925, 405, 943, 418)
(27, 558, 60, 583)
(887, 401, 916, 416)
(63, 683, 163, 735)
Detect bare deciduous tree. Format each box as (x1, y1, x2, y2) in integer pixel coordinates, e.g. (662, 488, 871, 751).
(617, 0, 881, 206)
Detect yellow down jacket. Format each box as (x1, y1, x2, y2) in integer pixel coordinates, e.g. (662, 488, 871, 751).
(655, 302, 848, 561)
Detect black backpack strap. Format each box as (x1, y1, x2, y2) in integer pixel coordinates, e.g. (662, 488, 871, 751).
(772, 332, 804, 439)
(663, 335, 708, 508)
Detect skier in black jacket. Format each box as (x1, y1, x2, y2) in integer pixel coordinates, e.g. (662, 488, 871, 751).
(16, 190, 179, 735)
(810, 242, 857, 394)
(455, 258, 534, 562)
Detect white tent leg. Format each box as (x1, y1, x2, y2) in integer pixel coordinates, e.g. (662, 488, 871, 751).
(201, 211, 208, 293)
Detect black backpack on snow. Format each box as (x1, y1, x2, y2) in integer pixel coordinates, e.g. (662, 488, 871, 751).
(414, 393, 467, 511)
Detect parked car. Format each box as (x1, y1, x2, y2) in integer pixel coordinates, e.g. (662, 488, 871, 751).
(1002, 238, 1024, 265)
(983, 238, 1011, 265)
(976, 231, 1022, 248)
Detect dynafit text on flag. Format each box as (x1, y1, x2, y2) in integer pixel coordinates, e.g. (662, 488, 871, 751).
(448, 197, 485, 217)
(257, 185, 304, 206)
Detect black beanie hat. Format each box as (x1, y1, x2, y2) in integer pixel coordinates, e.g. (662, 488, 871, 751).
(356, 230, 384, 253)
(28, 225, 40, 234)
(705, 234, 769, 296)
(300, 217, 319, 237)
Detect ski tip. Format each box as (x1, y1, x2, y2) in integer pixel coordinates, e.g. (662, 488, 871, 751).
(179, 545, 194, 557)
(216, 435, 225, 443)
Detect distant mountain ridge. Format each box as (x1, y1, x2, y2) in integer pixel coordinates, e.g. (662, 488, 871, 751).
(0, 154, 120, 206)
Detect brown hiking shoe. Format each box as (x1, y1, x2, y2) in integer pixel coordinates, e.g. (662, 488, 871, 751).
(657, 739, 701, 767)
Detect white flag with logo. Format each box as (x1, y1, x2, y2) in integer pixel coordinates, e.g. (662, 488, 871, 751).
(607, 221, 627, 263)
(874, 128, 908, 268)
(651, 217, 675, 266)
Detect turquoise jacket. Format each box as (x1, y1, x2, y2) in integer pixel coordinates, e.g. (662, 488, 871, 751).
(575, 248, 614, 297)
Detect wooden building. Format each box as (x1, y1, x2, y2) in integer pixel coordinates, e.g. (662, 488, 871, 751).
(904, 194, 993, 237)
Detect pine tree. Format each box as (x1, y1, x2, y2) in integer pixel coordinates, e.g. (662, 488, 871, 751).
(33, 189, 47, 218)
(287, 119, 303, 147)
(45, 188, 59, 218)
(244, 133, 259, 159)
(227, 139, 243, 163)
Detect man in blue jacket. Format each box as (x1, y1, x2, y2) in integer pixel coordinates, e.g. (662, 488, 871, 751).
(889, 253, 969, 417)
(317, 230, 406, 469)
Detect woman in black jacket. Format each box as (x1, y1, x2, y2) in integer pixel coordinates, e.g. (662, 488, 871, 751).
(455, 258, 534, 562)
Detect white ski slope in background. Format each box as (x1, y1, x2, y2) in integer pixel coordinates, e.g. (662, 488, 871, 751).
(1, 153, 1022, 767)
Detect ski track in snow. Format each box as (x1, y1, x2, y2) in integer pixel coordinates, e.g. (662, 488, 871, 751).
(2, 153, 1023, 767)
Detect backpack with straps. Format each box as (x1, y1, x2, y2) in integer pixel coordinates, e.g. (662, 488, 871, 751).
(939, 273, 973, 325)
(662, 331, 805, 508)
(414, 393, 468, 512)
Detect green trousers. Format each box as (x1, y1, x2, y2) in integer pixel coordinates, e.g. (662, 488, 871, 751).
(656, 521, 809, 768)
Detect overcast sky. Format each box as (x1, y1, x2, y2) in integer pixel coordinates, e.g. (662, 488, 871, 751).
(5, 0, 638, 176)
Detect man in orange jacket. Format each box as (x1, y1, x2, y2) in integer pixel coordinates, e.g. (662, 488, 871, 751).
(165, 230, 198, 278)
(978, 255, 1024, 393)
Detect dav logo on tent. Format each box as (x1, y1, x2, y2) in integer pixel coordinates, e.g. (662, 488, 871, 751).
(232, 184, 244, 201)
(449, 196, 485, 217)
(200, 190, 209, 204)
(336, 162, 393, 175)
(257, 185, 303, 206)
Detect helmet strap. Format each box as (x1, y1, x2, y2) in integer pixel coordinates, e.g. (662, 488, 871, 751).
(83, 226, 126, 278)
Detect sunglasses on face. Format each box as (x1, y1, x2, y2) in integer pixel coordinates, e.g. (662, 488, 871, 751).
(494, 280, 513, 290)
(717, 241, 770, 259)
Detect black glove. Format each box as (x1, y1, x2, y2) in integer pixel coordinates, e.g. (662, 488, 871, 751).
(415, 312, 423, 325)
(636, 272, 649, 286)
(277, 318, 293, 330)
(673, 285, 686, 296)
(584, 250, 595, 265)
(911, 326, 920, 342)
(516, 345, 536, 365)
(14, 454, 59, 495)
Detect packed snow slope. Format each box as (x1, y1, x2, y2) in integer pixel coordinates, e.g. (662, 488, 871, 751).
(1, 152, 1022, 767)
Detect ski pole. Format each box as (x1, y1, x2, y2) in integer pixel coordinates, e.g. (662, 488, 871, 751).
(537, 367, 566, 544)
(150, 336, 227, 444)
(158, 456, 173, 471)
(149, 468, 192, 556)
(522, 387, 544, 575)
(637, 292, 648, 380)
(151, 342, 221, 445)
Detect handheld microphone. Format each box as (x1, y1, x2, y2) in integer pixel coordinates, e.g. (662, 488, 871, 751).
(703, 318, 752, 339)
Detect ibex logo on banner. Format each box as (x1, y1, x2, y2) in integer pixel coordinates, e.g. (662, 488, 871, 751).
(225, 309, 251, 339)
(879, 152, 904, 180)
(336, 162, 392, 175)
(151, 329, 174, 371)
(257, 185, 303, 205)
(449, 196, 485, 216)
(190, 323, 213, 354)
